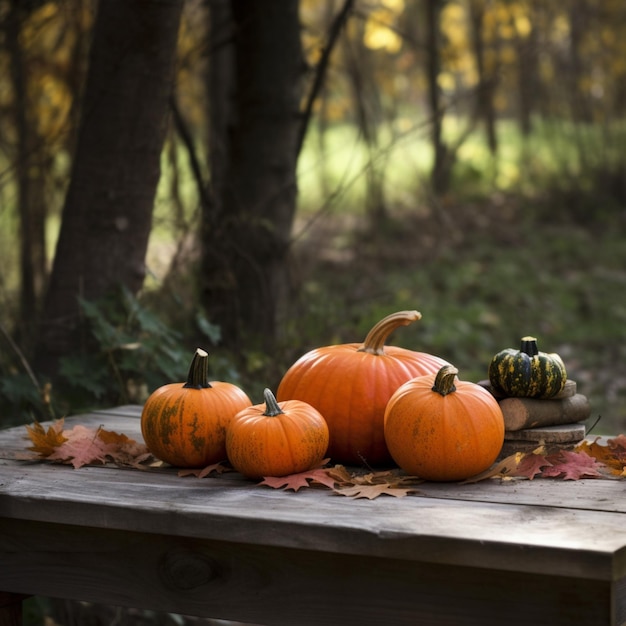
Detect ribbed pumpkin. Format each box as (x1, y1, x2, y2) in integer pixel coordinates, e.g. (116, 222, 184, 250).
(141, 348, 252, 467)
(276, 310, 449, 465)
(384, 365, 505, 481)
(488, 336, 567, 399)
(226, 388, 329, 479)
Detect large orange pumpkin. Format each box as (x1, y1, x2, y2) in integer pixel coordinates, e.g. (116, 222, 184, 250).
(141, 348, 252, 467)
(383, 365, 505, 481)
(226, 388, 329, 479)
(276, 310, 449, 465)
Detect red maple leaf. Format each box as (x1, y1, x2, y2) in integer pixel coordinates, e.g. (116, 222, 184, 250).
(259, 467, 337, 491)
(607, 434, 626, 463)
(540, 450, 604, 480)
(513, 452, 552, 480)
(48, 425, 120, 468)
(25, 421, 152, 469)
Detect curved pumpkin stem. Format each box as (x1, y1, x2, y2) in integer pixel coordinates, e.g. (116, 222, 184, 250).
(358, 310, 422, 356)
(432, 365, 459, 396)
(520, 336, 539, 357)
(263, 388, 285, 417)
(183, 348, 213, 389)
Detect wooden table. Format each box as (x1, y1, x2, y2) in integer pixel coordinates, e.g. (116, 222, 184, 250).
(1, 405, 626, 626)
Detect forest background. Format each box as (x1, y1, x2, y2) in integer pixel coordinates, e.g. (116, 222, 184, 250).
(2, 0, 626, 439)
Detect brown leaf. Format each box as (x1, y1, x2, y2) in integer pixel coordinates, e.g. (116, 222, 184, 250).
(577, 437, 626, 475)
(540, 449, 604, 480)
(333, 483, 418, 499)
(178, 462, 231, 478)
(327, 465, 422, 498)
(25, 419, 67, 456)
(325, 464, 353, 484)
(462, 453, 524, 483)
(25, 421, 152, 469)
(259, 467, 337, 492)
(514, 451, 552, 480)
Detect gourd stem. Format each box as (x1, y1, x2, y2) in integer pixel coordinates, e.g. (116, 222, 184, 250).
(263, 388, 284, 417)
(183, 348, 213, 389)
(432, 365, 459, 396)
(358, 310, 422, 356)
(520, 336, 539, 357)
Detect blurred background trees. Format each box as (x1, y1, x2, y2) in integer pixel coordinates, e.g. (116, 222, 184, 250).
(2, 0, 626, 432)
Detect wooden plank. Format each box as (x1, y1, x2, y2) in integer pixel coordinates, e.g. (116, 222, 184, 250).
(3, 411, 626, 516)
(91, 404, 143, 418)
(3, 411, 626, 581)
(1, 460, 625, 580)
(0, 517, 617, 626)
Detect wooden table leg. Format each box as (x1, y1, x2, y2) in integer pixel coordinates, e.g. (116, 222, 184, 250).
(0, 592, 27, 626)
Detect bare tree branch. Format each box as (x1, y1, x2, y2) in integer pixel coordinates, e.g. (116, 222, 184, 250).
(169, 94, 215, 221)
(295, 0, 355, 157)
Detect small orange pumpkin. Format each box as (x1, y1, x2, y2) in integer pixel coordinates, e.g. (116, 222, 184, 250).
(276, 310, 449, 465)
(226, 388, 329, 479)
(141, 348, 252, 467)
(384, 365, 505, 481)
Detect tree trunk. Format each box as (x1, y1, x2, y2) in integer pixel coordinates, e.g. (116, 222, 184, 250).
(342, 18, 387, 227)
(202, 0, 304, 350)
(36, 0, 184, 380)
(567, 0, 593, 123)
(424, 0, 451, 195)
(468, 0, 498, 155)
(6, 1, 48, 349)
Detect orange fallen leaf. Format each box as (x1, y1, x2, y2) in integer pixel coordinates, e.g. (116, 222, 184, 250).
(462, 452, 525, 483)
(258, 460, 335, 491)
(333, 483, 419, 499)
(25, 421, 152, 469)
(25, 419, 68, 457)
(178, 462, 231, 478)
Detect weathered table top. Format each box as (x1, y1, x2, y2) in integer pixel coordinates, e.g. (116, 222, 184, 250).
(2, 405, 626, 625)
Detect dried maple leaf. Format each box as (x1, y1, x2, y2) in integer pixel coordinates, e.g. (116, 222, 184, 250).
(576, 437, 615, 464)
(48, 425, 122, 469)
(259, 468, 337, 492)
(25, 419, 67, 457)
(461, 453, 524, 483)
(257, 459, 335, 492)
(540, 449, 604, 480)
(607, 433, 626, 454)
(325, 464, 353, 484)
(513, 451, 552, 480)
(25, 421, 152, 469)
(179, 462, 231, 478)
(328, 465, 422, 498)
(333, 483, 418, 499)
(256, 461, 422, 498)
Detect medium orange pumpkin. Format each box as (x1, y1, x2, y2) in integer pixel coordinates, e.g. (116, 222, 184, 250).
(383, 365, 505, 481)
(141, 348, 252, 467)
(226, 388, 329, 479)
(276, 310, 449, 465)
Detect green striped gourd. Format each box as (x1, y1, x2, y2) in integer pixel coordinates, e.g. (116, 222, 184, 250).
(488, 336, 567, 399)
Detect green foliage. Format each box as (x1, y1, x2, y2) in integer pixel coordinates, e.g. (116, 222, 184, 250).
(0, 288, 239, 426)
(57, 288, 241, 408)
